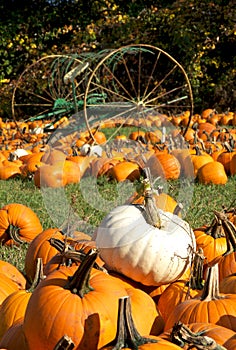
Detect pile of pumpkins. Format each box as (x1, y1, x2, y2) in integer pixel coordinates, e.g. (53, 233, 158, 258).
(0, 191, 235, 349)
(0, 108, 235, 187)
(0, 109, 235, 349)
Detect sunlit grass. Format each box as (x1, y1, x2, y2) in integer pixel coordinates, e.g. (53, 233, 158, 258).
(0, 175, 235, 275)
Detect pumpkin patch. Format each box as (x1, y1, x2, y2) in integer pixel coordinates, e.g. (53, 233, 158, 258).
(0, 108, 235, 349)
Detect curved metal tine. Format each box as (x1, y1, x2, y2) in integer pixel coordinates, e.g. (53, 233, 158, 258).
(142, 64, 179, 104)
(48, 57, 64, 98)
(51, 57, 76, 97)
(64, 62, 89, 84)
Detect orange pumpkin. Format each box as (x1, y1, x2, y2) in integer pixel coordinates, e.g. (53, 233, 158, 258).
(100, 296, 182, 349)
(109, 160, 141, 182)
(34, 159, 80, 188)
(0, 163, 21, 180)
(230, 153, 236, 176)
(24, 228, 65, 283)
(219, 273, 236, 294)
(0, 273, 19, 306)
(197, 161, 228, 185)
(146, 152, 181, 180)
(162, 321, 236, 350)
(164, 263, 236, 332)
(23, 249, 161, 349)
(193, 212, 228, 264)
(0, 260, 26, 290)
(217, 143, 236, 175)
(218, 252, 236, 282)
(0, 318, 28, 350)
(0, 203, 43, 246)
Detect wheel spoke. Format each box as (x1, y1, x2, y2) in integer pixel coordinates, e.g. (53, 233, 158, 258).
(145, 84, 189, 106)
(142, 64, 178, 104)
(142, 50, 161, 100)
(101, 61, 137, 101)
(84, 44, 194, 141)
(86, 80, 135, 106)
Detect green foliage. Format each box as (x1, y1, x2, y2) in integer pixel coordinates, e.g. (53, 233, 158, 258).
(0, 0, 235, 116)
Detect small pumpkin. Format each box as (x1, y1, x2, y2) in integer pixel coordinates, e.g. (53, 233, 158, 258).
(109, 160, 141, 182)
(193, 212, 228, 264)
(0, 274, 19, 306)
(162, 321, 233, 350)
(189, 146, 214, 178)
(197, 160, 228, 185)
(164, 263, 236, 332)
(217, 142, 236, 175)
(0, 203, 43, 246)
(146, 152, 181, 180)
(34, 159, 80, 188)
(0, 163, 21, 180)
(24, 228, 65, 283)
(0, 259, 44, 340)
(0, 260, 26, 290)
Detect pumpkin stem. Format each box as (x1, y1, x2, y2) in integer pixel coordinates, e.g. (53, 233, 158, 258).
(54, 335, 75, 350)
(6, 224, 26, 244)
(188, 248, 205, 291)
(173, 203, 183, 216)
(27, 257, 45, 292)
(142, 167, 162, 228)
(214, 211, 236, 256)
(49, 237, 106, 272)
(193, 144, 203, 156)
(200, 263, 222, 301)
(105, 296, 157, 349)
(170, 321, 227, 349)
(207, 215, 225, 239)
(64, 248, 97, 297)
(223, 140, 233, 153)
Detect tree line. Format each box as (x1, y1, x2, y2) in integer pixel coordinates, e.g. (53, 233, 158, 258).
(0, 0, 235, 116)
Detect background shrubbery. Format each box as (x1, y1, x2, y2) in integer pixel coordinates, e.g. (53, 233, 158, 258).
(0, 0, 235, 116)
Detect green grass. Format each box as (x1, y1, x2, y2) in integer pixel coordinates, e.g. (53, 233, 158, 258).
(0, 175, 235, 275)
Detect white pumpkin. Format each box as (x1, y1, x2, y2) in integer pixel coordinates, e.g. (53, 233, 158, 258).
(95, 204, 196, 286)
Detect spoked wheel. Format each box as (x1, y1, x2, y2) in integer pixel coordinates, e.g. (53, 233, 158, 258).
(83, 44, 194, 142)
(12, 54, 92, 124)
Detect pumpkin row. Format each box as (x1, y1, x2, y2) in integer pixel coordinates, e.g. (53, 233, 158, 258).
(0, 132, 235, 187)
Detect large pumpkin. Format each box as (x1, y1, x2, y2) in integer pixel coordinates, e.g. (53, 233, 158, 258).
(23, 249, 161, 350)
(94, 203, 196, 286)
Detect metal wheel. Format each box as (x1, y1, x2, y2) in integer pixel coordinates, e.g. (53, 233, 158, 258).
(12, 54, 92, 123)
(83, 44, 194, 141)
